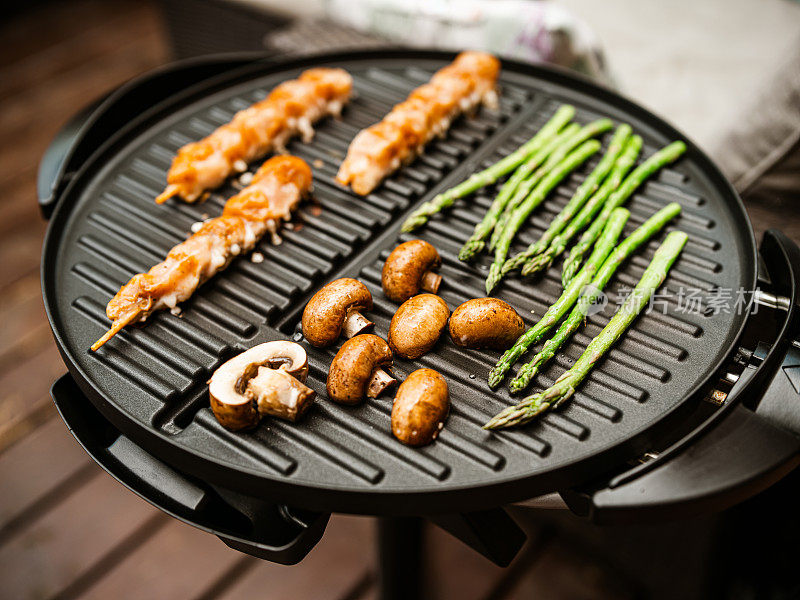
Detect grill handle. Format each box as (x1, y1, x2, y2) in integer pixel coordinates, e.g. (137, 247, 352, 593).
(50, 373, 330, 564)
(563, 229, 800, 523)
(37, 51, 282, 219)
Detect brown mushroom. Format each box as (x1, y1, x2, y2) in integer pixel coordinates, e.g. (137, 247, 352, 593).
(449, 298, 524, 350)
(388, 294, 449, 359)
(382, 240, 442, 303)
(391, 368, 449, 446)
(209, 341, 315, 430)
(327, 334, 396, 404)
(302, 278, 374, 347)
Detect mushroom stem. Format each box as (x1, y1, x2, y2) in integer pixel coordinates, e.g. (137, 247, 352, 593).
(420, 270, 442, 295)
(342, 310, 374, 338)
(366, 368, 397, 399)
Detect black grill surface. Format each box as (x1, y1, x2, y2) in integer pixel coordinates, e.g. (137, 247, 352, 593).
(43, 51, 756, 514)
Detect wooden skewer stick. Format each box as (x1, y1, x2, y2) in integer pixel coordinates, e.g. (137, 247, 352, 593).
(91, 308, 144, 351)
(155, 184, 181, 204)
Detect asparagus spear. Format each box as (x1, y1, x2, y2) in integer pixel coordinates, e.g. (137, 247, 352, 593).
(400, 105, 575, 233)
(457, 123, 580, 261)
(501, 124, 632, 276)
(488, 118, 614, 252)
(561, 140, 687, 286)
(509, 201, 682, 392)
(519, 135, 642, 278)
(487, 206, 630, 388)
(485, 230, 688, 429)
(486, 140, 600, 293)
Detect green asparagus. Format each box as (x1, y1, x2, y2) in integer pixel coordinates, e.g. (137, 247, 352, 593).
(500, 124, 632, 276)
(488, 118, 614, 252)
(457, 123, 580, 261)
(485, 230, 688, 429)
(486, 140, 600, 293)
(561, 141, 687, 286)
(519, 135, 642, 278)
(400, 105, 575, 232)
(509, 202, 682, 392)
(487, 207, 630, 388)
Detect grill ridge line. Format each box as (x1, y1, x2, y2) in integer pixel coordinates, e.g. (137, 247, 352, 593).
(274, 91, 551, 332)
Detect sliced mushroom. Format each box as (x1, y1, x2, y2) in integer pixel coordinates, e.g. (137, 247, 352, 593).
(449, 298, 524, 350)
(391, 368, 449, 447)
(382, 240, 442, 303)
(246, 367, 315, 423)
(327, 334, 396, 404)
(209, 341, 314, 430)
(388, 294, 449, 359)
(302, 278, 374, 347)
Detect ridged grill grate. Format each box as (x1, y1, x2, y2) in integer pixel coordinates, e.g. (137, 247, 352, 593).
(44, 54, 754, 513)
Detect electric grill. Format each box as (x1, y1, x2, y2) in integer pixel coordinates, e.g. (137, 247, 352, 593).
(39, 50, 800, 594)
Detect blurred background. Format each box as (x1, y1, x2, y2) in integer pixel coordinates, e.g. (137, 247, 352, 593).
(2, 0, 800, 598)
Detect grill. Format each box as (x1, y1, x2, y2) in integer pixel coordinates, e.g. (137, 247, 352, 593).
(41, 50, 800, 580)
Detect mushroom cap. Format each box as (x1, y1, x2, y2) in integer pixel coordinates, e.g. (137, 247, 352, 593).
(327, 334, 393, 404)
(388, 294, 449, 359)
(449, 298, 524, 350)
(302, 278, 373, 347)
(382, 240, 441, 303)
(209, 341, 310, 430)
(391, 368, 449, 447)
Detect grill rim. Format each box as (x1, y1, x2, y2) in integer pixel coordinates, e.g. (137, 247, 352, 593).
(41, 49, 758, 515)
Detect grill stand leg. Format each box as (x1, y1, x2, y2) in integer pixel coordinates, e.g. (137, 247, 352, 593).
(377, 516, 424, 600)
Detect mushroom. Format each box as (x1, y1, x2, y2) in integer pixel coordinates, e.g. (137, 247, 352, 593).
(388, 294, 449, 359)
(391, 368, 449, 447)
(327, 334, 396, 404)
(382, 240, 442, 303)
(449, 298, 524, 350)
(302, 278, 374, 347)
(209, 341, 315, 430)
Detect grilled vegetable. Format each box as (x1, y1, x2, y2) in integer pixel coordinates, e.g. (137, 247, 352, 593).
(485, 140, 600, 293)
(501, 124, 632, 276)
(488, 207, 630, 388)
(509, 202, 682, 392)
(382, 240, 442, 303)
(391, 368, 449, 446)
(561, 140, 687, 286)
(400, 105, 576, 232)
(485, 231, 688, 429)
(209, 342, 314, 430)
(457, 122, 580, 261)
(302, 278, 374, 348)
(448, 298, 524, 350)
(327, 334, 396, 404)
(388, 294, 450, 359)
(518, 135, 642, 277)
(488, 119, 613, 253)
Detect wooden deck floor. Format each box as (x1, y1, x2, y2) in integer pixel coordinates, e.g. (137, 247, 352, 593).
(0, 2, 795, 599)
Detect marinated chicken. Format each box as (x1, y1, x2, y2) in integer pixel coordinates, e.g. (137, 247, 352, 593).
(157, 68, 352, 203)
(336, 51, 500, 196)
(92, 156, 313, 350)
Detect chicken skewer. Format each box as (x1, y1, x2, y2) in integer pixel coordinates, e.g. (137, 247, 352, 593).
(336, 51, 500, 196)
(92, 156, 314, 350)
(156, 68, 352, 204)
